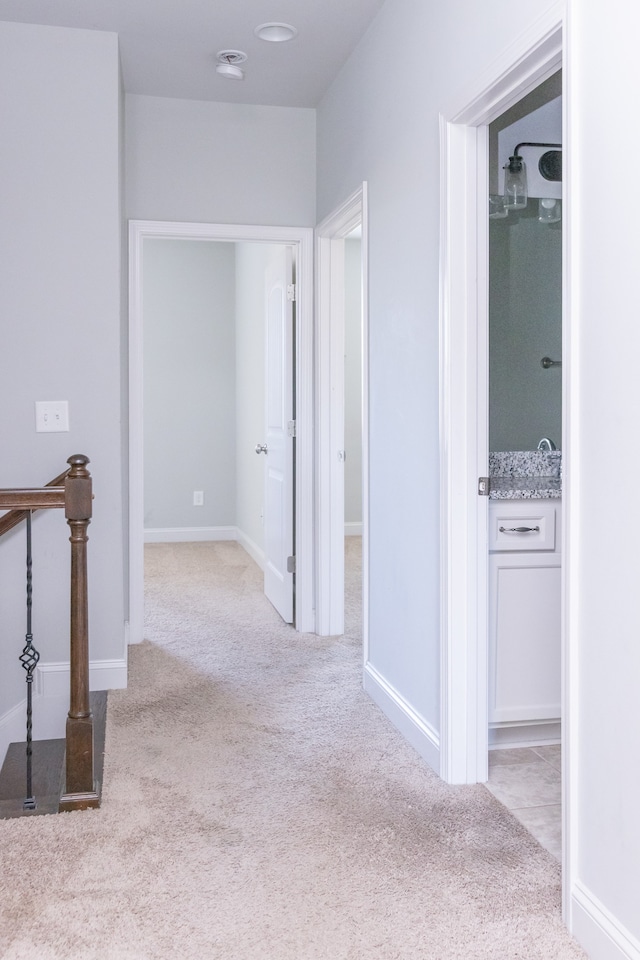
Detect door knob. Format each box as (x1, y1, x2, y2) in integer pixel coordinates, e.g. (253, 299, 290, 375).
(255, 443, 268, 454)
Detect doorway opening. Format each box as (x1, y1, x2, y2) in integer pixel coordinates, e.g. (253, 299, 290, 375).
(484, 73, 563, 862)
(315, 185, 369, 661)
(128, 221, 314, 645)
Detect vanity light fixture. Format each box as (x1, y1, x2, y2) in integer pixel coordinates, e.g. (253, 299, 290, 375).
(503, 151, 528, 210)
(492, 141, 563, 220)
(216, 50, 247, 80)
(254, 22, 298, 42)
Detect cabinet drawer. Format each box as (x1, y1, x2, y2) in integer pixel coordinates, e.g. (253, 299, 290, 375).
(489, 502, 557, 552)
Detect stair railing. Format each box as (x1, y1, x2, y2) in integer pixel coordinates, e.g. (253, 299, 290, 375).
(0, 455, 98, 812)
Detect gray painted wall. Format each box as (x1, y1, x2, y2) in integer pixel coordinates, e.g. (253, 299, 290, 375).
(0, 22, 124, 731)
(143, 239, 236, 529)
(143, 240, 285, 559)
(489, 213, 562, 450)
(126, 95, 316, 227)
(489, 95, 563, 451)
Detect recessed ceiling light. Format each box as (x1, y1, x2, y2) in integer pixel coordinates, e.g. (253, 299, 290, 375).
(254, 22, 298, 42)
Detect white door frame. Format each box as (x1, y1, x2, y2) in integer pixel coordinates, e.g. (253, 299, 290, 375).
(128, 220, 315, 643)
(315, 184, 369, 650)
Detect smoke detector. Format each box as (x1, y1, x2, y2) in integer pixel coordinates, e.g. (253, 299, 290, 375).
(216, 50, 247, 80)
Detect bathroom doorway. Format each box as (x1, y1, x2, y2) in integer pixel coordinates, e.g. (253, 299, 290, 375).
(484, 74, 564, 861)
(438, 8, 563, 785)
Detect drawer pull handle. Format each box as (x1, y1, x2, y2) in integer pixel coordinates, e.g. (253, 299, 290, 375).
(499, 525, 540, 533)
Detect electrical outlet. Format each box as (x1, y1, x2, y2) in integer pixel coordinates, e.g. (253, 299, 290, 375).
(35, 400, 69, 433)
(193, 491, 204, 506)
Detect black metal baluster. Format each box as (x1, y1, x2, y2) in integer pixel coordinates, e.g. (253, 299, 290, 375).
(19, 511, 40, 811)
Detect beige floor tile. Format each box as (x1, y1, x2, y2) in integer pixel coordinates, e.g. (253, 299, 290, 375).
(532, 744, 562, 770)
(489, 747, 540, 767)
(486, 760, 561, 809)
(511, 804, 562, 861)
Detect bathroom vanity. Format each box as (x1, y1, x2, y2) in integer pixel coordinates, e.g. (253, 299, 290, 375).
(488, 452, 561, 745)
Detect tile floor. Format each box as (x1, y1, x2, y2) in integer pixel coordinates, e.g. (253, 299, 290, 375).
(486, 745, 561, 860)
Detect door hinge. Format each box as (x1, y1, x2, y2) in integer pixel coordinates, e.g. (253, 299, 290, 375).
(478, 477, 491, 496)
(287, 420, 296, 438)
(287, 283, 296, 302)
(287, 555, 296, 574)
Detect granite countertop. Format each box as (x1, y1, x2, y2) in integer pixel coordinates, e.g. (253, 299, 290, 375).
(488, 450, 562, 500)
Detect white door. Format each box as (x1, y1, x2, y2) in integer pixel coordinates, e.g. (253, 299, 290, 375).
(260, 246, 295, 623)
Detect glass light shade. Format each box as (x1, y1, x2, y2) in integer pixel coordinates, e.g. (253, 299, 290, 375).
(538, 198, 561, 223)
(504, 155, 527, 209)
(489, 195, 508, 219)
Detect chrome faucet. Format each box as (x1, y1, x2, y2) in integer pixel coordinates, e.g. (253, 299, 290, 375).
(537, 437, 556, 451)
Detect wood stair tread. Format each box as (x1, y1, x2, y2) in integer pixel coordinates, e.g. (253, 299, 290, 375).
(0, 690, 108, 818)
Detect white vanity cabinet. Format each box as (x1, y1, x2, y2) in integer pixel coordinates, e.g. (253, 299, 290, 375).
(488, 500, 562, 728)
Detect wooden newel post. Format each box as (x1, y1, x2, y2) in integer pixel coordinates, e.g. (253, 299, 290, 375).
(59, 455, 100, 812)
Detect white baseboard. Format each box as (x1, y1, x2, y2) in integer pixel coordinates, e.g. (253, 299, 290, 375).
(572, 880, 640, 960)
(1, 657, 127, 765)
(489, 720, 561, 749)
(236, 529, 265, 571)
(364, 662, 440, 774)
(143, 526, 266, 573)
(36, 658, 128, 697)
(144, 525, 237, 543)
(345, 521, 363, 536)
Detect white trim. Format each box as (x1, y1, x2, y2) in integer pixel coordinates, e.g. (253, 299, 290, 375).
(488, 720, 561, 749)
(364, 663, 440, 772)
(36, 658, 128, 697)
(572, 882, 640, 960)
(439, 117, 489, 787)
(315, 183, 369, 646)
(128, 220, 315, 642)
(563, 2, 579, 927)
(144, 525, 237, 543)
(344, 521, 363, 537)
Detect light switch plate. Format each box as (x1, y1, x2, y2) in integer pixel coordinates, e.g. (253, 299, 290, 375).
(35, 400, 69, 433)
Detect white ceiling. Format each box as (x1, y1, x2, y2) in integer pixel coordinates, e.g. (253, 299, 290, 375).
(0, 0, 386, 107)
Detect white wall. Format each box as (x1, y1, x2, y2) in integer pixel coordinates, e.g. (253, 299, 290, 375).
(344, 238, 363, 526)
(567, 0, 640, 951)
(126, 95, 316, 227)
(0, 21, 125, 757)
(143, 239, 236, 531)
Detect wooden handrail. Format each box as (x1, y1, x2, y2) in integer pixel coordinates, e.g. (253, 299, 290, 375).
(0, 468, 69, 538)
(0, 455, 99, 813)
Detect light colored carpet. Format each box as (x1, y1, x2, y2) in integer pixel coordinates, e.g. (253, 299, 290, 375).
(0, 541, 587, 959)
